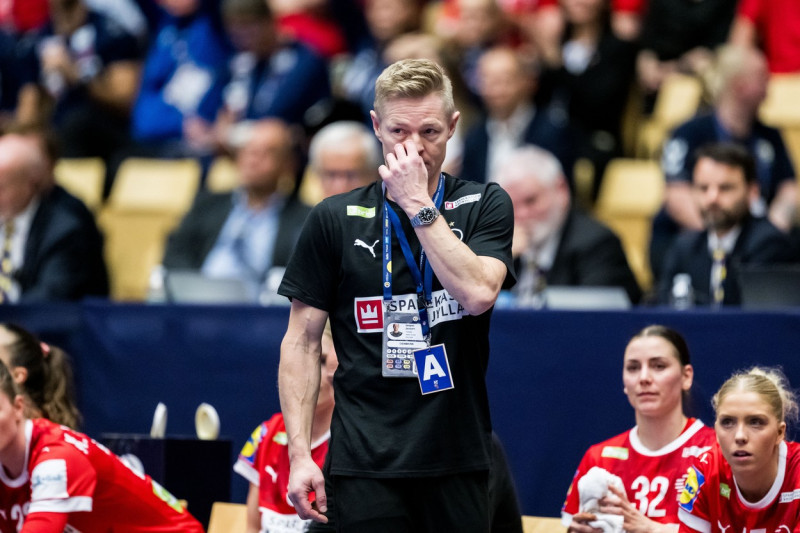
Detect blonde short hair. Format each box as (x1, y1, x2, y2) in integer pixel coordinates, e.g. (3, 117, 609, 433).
(373, 58, 455, 118)
(713, 366, 799, 425)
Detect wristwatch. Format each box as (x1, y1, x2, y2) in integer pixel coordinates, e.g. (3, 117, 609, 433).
(410, 206, 440, 227)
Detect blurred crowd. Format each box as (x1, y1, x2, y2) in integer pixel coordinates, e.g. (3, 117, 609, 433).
(0, 0, 799, 306)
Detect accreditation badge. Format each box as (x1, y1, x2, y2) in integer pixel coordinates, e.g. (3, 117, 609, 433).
(413, 344, 454, 394)
(382, 309, 427, 378)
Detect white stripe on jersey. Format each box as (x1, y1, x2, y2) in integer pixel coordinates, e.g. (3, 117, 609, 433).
(678, 507, 711, 533)
(629, 419, 707, 457)
(29, 495, 93, 513)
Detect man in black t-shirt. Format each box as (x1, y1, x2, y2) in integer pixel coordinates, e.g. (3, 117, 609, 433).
(278, 58, 516, 532)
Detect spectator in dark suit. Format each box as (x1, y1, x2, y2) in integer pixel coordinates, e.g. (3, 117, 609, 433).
(459, 46, 575, 186)
(652, 45, 797, 282)
(0, 133, 108, 302)
(495, 145, 641, 306)
(163, 118, 311, 301)
(658, 142, 796, 307)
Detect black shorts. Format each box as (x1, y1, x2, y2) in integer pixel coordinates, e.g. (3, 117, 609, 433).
(308, 470, 491, 533)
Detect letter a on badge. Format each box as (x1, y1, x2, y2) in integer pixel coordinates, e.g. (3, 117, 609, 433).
(423, 354, 446, 381)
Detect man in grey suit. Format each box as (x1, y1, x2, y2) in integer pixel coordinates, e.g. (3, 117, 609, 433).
(495, 145, 641, 306)
(163, 118, 311, 300)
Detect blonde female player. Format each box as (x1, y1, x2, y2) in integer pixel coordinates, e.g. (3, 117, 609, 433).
(562, 325, 716, 533)
(678, 367, 800, 533)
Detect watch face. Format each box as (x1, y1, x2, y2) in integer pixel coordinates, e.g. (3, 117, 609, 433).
(418, 207, 437, 223)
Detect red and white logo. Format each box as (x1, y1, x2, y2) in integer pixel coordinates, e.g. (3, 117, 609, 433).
(354, 297, 383, 332)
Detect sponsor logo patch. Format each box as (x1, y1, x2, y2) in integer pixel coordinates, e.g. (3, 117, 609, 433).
(354, 291, 466, 333)
(780, 489, 800, 503)
(679, 466, 705, 511)
(682, 445, 712, 458)
(355, 297, 383, 332)
(444, 193, 481, 210)
(600, 446, 629, 460)
(347, 205, 376, 218)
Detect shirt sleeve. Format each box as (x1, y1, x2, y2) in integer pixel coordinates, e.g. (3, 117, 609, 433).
(561, 448, 595, 525)
(19, 511, 69, 533)
(233, 422, 267, 486)
(28, 453, 96, 515)
(278, 200, 339, 311)
(465, 183, 516, 288)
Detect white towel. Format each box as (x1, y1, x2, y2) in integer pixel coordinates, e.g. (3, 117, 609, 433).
(577, 467, 625, 533)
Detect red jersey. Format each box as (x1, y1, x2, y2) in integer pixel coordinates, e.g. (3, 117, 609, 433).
(234, 413, 329, 533)
(737, 0, 800, 74)
(678, 441, 800, 533)
(562, 419, 716, 526)
(0, 418, 203, 533)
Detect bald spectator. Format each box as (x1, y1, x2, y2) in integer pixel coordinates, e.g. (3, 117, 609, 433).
(460, 46, 574, 185)
(163, 119, 311, 301)
(652, 45, 797, 281)
(307, 121, 381, 200)
(0, 133, 108, 302)
(495, 145, 640, 306)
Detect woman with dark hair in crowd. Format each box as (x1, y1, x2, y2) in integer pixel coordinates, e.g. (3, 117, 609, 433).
(563, 325, 716, 533)
(678, 367, 800, 533)
(0, 323, 80, 428)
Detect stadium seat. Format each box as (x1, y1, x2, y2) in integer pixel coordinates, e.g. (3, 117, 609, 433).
(781, 127, 800, 171)
(594, 159, 665, 292)
(98, 208, 183, 301)
(759, 74, 800, 128)
(206, 156, 239, 192)
(107, 157, 201, 214)
(53, 157, 105, 212)
(636, 73, 705, 159)
(522, 515, 567, 533)
(207, 502, 247, 533)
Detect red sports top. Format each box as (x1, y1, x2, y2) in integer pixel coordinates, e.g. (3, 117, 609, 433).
(234, 413, 330, 532)
(563, 418, 716, 526)
(679, 440, 800, 533)
(0, 418, 203, 532)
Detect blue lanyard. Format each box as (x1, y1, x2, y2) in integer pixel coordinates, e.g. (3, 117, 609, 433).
(382, 175, 445, 338)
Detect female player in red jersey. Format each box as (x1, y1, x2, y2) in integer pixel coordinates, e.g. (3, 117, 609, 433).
(235, 325, 337, 533)
(0, 360, 204, 532)
(563, 325, 717, 533)
(678, 367, 800, 533)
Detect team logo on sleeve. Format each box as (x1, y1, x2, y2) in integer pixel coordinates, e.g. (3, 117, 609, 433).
(679, 466, 705, 512)
(31, 459, 69, 501)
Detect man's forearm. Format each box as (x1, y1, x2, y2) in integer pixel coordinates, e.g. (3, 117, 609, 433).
(412, 217, 506, 316)
(279, 303, 327, 461)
